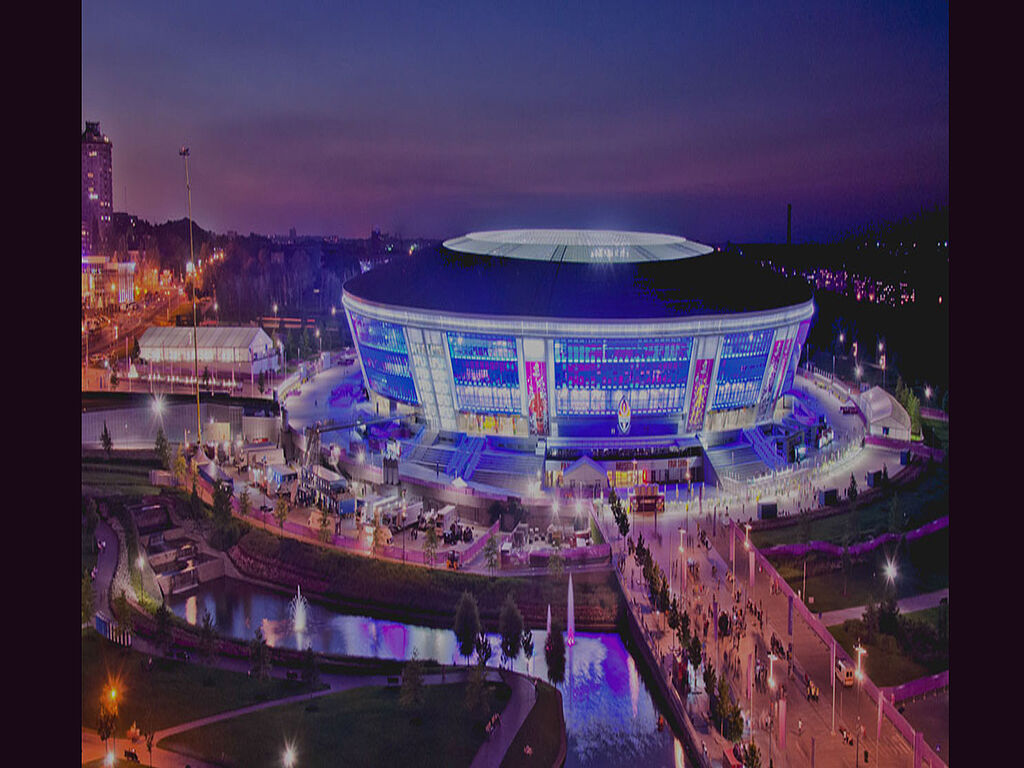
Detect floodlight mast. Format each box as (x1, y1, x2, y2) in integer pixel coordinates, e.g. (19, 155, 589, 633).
(181, 146, 201, 446)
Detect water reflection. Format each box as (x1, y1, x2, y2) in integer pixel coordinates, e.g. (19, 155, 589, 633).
(169, 578, 685, 767)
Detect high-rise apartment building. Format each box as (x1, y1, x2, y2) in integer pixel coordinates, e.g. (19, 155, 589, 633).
(82, 121, 113, 255)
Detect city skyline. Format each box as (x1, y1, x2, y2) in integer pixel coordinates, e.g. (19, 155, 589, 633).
(82, 1, 947, 243)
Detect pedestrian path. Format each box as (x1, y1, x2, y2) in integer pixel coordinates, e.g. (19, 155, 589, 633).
(819, 588, 949, 627)
(468, 669, 537, 768)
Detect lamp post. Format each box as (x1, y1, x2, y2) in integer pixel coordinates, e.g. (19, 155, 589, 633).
(855, 642, 867, 722)
(678, 526, 686, 596)
(180, 146, 201, 446)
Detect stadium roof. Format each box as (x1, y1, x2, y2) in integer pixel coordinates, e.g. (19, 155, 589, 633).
(443, 229, 712, 263)
(345, 231, 813, 321)
(139, 326, 274, 352)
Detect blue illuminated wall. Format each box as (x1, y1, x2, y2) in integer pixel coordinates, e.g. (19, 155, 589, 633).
(712, 329, 773, 409)
(553, 337, 692, 415)
(446, 332, 520, 414)
(350, 313, 419, 404)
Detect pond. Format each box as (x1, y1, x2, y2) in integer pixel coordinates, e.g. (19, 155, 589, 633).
(169, 577, 691, 767)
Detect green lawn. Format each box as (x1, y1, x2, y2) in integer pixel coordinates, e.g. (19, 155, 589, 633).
(773, 527, 948, 613)
(501, 681, 563, 768)
(751, 462, 948, 550)
(829, 623, 930, 688)
(160, 680, 512, 768)
(82, 630, 317, 736)
(82, 461, 161, 497)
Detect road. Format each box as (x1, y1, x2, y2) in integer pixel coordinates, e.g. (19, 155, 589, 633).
(819, 588, 949, 627)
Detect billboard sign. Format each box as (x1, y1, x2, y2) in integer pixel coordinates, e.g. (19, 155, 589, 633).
(525, 360, 548, 436)
(687, 358, 713, 432)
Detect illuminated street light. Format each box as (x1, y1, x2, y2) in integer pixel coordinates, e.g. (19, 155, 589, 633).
(744, 522, 751, 550)
(283, 744, 297, 767)
(768, 652, 777, 690)
(884, 559, 897, 584)
(854, 643, 867, 681)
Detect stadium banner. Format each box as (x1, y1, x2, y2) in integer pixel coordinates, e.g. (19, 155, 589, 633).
(757, 338, 786, 422)
(526, 360, 548, 436)
(776, 338, 794, 398)
(783, 319, 812, 392)
(686, 358, 713, 432)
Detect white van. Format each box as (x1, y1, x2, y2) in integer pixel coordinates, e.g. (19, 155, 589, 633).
(835, 659, 855, 688)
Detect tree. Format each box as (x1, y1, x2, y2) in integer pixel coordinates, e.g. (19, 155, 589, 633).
(113, 589, 134, 633)
(484, 534, 499, 576)
(741, 741, 762, 768)
(545, 620, 566, 684)
(688, 635, 703, 675)
(718, 611, 730, 639)
(475, 631, 493, 667)
(371, 516, 388, 557)
(499, 593, 524, 667)
(212, 480, 233, 527)
(548, 539, 565, 578)
(144, 726, 155, 768)
(238, 487, 252, 519)
(464, 663, 491, 719)
(301, 645, 320, 688)
(888, 493, 901, 535)
(274, 495, 289, 529)
(173, 446, 188, 487)
(318, 509, 331, 543)
(101, 420, 113, 459)
(453, 592, 481, 665)
(400, 650, 425, 713)
(423, 525, 438, 568)
(110, 369, 120, 389)
(882, 463, 889, 485)
(132, 338, 141, 361)
(82, 575, 94, 626)
(154, 601, 173, 654)
(97, 700, 117, 753)
(190, 479, 204, 529)
(257, 370, 266, 395)
(849, 473, 858, 500)
(202, 365, 211, 387)
(249, 626, 271, 680)
(199, 611, 216, 664)
(154, 426, 171, 470)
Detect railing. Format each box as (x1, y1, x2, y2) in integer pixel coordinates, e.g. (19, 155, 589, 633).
(734, 521, 948, 768)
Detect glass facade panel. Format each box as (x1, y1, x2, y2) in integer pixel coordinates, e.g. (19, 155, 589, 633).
(712, 329, 773, 409)
(350, 313, 419, 404)
(446, 332, 520, 414)
(553, 337, 692, 415)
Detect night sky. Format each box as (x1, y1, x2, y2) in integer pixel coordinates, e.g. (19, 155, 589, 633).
(82, 1, 947, 243)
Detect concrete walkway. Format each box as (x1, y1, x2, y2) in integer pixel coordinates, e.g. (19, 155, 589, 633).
(819, 588, 949, 627)
(469, 670, 537, 768)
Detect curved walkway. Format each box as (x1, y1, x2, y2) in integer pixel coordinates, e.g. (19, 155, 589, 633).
(469, 670, 537, 768)
(819, 587, 948, 627)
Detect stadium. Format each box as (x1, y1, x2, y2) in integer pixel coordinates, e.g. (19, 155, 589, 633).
(342, 229, 816, 490)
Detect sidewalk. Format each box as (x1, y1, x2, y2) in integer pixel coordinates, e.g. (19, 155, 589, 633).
(819, 588, 949, 627)
(469, 670, 538, 768)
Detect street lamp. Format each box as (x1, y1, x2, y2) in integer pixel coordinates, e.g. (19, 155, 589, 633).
(283, 743, 296, 767)
(678, 526, 686, 595)
(884, 559, 897, 586)
(744, 523, 751, 551)
(768, 652, 777, 690)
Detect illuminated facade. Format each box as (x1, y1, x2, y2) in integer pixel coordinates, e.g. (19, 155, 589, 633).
(343, 230, 815, 440)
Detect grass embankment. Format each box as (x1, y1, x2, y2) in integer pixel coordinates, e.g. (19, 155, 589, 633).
(161, 680, 512, 768)
(82, 630, 318, 735)
(501, 680, 563, 768)
(829, 603, 949, 688)
(772, 527, 948, 613)
(751, 460, 948, 550)
(82, 459, 161, 497)
(234, 528, 621, 630)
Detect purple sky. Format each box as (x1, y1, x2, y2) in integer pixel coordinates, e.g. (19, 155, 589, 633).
(82, 1, 947, 243)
